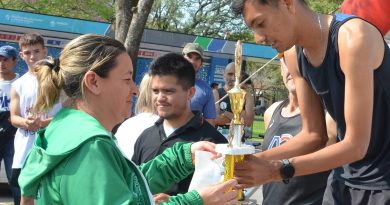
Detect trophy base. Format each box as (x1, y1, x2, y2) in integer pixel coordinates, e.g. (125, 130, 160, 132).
(216, 144, 255, 155)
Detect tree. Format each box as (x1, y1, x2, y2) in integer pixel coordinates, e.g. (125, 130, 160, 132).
(0, 0, 155, 71)
(1, 0, 343, 74)
(246, 61, 283, 90)
(0, 0, 114, 21)
(147, 0, 249, 40)
(307, 0, 342, 14)
(146, 0, 342, 42)
(147, 0, 185, 31)
(114, 0, 154, 71)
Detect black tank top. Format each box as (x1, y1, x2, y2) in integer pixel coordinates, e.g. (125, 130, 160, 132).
(262, 99, 329, 204)
(297, 14, 390, 189)
(218, 87, 247, 113)
(218, 87, 232, 113)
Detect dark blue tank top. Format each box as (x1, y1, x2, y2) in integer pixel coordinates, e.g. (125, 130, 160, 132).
(297, 14, 390, 189)
(262, 99, 329, 204)
(217, 88, 232, 113)
(217, 87, 247, 114)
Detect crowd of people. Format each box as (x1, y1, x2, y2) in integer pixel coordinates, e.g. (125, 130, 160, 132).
(0, 0, 389, 204)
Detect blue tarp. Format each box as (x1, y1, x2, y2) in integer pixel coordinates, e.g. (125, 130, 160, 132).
(0, 9, 110, 35)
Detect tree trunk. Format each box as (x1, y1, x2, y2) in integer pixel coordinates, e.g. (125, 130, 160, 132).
(114, 0, 138, 43)
(124, 0, 155, 72)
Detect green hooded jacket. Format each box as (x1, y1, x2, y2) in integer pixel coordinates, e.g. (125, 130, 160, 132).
(19, 108, 203, 205)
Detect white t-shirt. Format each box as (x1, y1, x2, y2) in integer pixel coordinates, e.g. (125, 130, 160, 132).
(11, 72, 62, 168)
(0, 73, 19, 112)
(115, 112, 159, 160)
(163, 124, 176, 138)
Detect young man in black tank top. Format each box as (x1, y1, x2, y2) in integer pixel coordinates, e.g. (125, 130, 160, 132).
(262, 57, 335, 205)
(231, 0, 390, 204)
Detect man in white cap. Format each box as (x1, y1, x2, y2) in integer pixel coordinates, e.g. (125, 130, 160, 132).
(183, 43, 216, 126)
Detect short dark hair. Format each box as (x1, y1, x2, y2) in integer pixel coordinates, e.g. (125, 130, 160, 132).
(211, 82, 219, 88)
(19, 33, 45, 49)
(150, 52, 195, 90)
(231, 0, 306, 16)
(231, 0, 276, 16)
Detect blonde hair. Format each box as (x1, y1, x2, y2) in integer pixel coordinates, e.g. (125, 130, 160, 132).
(34, 34, 126, 112)
(135, 73, 157, 115)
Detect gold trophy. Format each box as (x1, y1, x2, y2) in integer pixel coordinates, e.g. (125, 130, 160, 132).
(216, 40, 255, 203)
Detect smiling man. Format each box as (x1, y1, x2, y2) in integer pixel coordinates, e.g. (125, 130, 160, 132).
(132, 53, 227, 196)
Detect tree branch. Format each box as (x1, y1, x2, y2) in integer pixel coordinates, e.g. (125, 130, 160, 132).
(115, 0, 138, 43)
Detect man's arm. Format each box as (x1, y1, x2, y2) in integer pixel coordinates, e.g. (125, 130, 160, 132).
(242, 92, 255, 126)
(213, 90, 232, 126)
(213, 89, 223, 125)
(205, 119, 215, 126)
(204, 87, 216, 126)
(10, 88, 40, 131)
(212, 89, 220, 114)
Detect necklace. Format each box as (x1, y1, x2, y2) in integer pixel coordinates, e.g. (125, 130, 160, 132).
(317, 13, 323, 43)
(304, 13, 323, 64)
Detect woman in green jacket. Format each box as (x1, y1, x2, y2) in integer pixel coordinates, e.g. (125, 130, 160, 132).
(19, 34, 238, 205)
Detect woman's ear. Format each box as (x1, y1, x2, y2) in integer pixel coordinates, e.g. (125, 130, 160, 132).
(83, 71, 101, 95)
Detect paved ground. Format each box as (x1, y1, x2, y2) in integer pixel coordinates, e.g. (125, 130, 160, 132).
(0, 187, 13, 205)
(246, 185, 263, 205)
(0, 161, 13, 204)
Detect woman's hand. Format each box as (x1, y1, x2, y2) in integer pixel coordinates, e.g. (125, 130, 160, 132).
(21, 196, 34, 205)
(154, 193, 170, 205)
(198, 179, 239, 205)
(190, 141, 221, 165)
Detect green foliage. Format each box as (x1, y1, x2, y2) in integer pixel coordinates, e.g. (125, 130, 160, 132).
(0, 0, 343, 97)
(146, 0, 343, 39)
(228, 30, 254, 42)
(0, 0, 343, 37)
(245, 60, 287, 102)
(246, 61, 280, 88)
(307, 0, 342, 14)
(252, 115, 265, 139)
(147, 0, 185, 31)
(0, 0, 114, 22)
(147, 0, 249, 39)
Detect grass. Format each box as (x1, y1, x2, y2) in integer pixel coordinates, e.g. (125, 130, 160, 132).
(249, 115, 265, 142)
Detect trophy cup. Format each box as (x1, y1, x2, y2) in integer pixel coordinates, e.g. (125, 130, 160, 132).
(216, 40, 255, 203)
